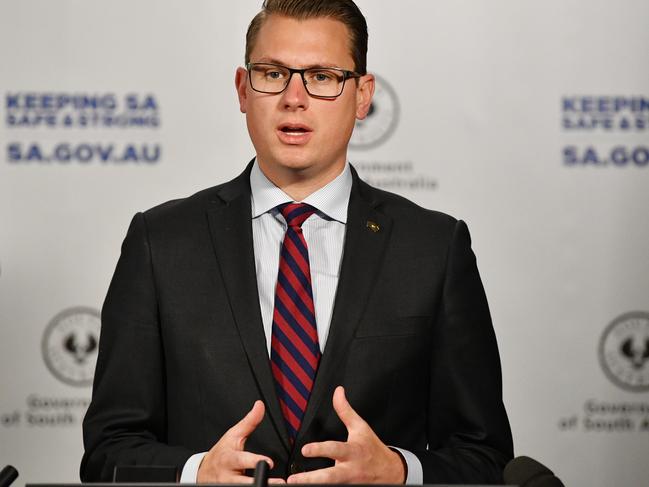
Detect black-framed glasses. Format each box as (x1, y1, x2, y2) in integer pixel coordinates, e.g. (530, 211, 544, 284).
(246, 62, 361, 99)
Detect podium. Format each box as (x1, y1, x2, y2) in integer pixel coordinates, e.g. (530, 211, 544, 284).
(27, 484, 512, 487)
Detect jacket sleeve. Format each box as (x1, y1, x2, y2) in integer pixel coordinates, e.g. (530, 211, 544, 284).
(414, 220, 514, 483)
(80, 213, 193, 481)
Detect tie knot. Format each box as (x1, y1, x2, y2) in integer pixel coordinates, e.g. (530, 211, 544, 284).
(280, 202, 316, 228)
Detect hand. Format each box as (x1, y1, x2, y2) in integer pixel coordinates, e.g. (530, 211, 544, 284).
(197, 400, 286, 484)
(287, 386, 406, 484)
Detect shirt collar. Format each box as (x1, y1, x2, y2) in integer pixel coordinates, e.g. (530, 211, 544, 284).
(250, 159, 352, 223)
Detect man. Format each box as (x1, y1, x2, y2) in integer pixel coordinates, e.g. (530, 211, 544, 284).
(81, 0, 513, 484)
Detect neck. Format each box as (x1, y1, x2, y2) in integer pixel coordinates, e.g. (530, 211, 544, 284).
(257, 160, 346, 201)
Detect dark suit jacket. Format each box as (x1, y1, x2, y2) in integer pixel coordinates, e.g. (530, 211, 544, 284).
(81, 163, 513, 484)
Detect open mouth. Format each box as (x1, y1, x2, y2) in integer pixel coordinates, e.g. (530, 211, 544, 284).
(278, 123, 312, 135)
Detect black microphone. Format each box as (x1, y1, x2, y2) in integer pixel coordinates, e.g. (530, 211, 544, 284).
(503, 456, 564, 487)
(253, 460, 269, 487)
(0, 466, 18, 487)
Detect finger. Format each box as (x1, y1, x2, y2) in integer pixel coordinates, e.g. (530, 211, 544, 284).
(225, 450, 274, 471)
(332, 386, 364, 431)
(287, 466, 343, 484)
(268, 478, 287, 484)
(302, 440, 350, 461)
(225, 400, 266, 445)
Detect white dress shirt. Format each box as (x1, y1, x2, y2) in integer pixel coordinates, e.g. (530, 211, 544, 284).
(180, 161, 422, 484)
(250, 160, 349, 353)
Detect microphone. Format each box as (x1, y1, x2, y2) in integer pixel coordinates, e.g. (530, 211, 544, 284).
(503, 456, 564, 487)
(0, 466, 18, 487)
(253, 460, 270, 487)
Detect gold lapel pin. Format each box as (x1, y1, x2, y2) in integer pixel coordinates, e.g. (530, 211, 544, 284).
(366, 220, 380, 233)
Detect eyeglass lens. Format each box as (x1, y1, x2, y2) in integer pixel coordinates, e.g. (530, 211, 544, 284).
(249, 64, 347, 98)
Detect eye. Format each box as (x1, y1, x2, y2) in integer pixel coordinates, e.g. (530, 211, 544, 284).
(252, 65, 288, 81)
(265, 69, 285, 80)
(307, 70, 339, 84)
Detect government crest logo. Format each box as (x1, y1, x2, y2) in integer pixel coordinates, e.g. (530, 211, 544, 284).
(350, 73, 399, 150)
(42, 307, 101, 387)
(599, 311, 649, 392)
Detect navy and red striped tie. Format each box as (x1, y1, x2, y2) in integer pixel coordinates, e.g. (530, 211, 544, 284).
(270, 203, 321, 442)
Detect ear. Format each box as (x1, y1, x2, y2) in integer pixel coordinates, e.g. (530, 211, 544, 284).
(355, 74, 375, 120)
(235, 67, 249, 113)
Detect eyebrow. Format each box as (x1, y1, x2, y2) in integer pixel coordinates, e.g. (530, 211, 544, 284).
(253, 57, 345, 70)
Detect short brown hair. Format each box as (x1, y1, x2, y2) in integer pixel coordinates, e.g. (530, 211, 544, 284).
(245, 0, 368, 75)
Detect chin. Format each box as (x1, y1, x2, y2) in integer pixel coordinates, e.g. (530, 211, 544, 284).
(269, 150, 315, 172)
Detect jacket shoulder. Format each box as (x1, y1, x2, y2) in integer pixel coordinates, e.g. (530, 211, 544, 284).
(140, 169, 248, 225)
(143, 186, 217, 220)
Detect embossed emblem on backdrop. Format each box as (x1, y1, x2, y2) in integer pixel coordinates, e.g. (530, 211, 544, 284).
(555, 311, 649, 434)
(599, 311, 649, 392)
(42, 307, 101, 387)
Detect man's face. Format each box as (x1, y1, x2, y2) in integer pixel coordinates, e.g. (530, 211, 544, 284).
(236, 15, 374, 187)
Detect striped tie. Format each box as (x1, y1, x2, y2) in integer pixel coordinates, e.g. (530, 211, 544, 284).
(270, 202, 321, 442)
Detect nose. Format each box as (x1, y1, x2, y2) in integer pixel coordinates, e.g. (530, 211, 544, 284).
(281, 72, 309, 110)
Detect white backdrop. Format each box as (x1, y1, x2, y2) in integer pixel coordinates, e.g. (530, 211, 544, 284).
(1, 1, 648, 486)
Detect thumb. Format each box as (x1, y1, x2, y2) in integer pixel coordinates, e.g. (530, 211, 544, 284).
(227, 400, 265, 448)
(332, 386, 364, 432)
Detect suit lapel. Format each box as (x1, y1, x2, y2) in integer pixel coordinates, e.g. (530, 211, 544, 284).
(298, 172, 393, 441)
(206, 166, 291, 452)
(204, 164, 393, 449)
